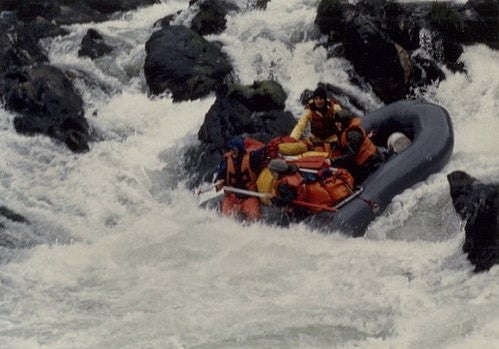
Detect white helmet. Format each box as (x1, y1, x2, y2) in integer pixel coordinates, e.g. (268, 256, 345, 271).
(387, 132, 411, 154)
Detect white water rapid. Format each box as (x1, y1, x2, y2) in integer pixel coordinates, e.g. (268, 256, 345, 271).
(0, 1, 498, 348)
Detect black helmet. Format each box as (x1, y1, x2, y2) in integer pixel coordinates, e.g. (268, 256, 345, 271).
(226, 137, 245, 153)
(312, 86, 327, 100)
(268, 159, 289, 172)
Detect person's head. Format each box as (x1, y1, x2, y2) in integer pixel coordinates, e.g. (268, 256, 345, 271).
(227, 137, 245, 158)
(268, 158, 289, 177)
(312, 86, 327, 109)
(267, 159, 298, 177)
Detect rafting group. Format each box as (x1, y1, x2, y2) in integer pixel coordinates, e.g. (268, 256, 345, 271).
(205, 86, 411, 223)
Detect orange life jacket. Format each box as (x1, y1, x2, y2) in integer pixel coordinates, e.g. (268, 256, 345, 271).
(339, 117, 378, 166)
(304, 169, 354, 212)
(274, 172, 306, 201)
(224, 152, 258, 191)
(274, 169, 354, 213)
(308, 99, 340, 140)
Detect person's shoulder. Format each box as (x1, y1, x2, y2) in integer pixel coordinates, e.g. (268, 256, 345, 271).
(299, 108, 313, 118)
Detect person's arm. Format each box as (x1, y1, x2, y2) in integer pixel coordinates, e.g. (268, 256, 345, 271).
(290, 109, 312, 140)
(345, 128, 363, 156)
(328, 99, 343, 113)
(331, 128, 363, 167)
(249, 146, 267, 173)
(214, 159, 227, 190)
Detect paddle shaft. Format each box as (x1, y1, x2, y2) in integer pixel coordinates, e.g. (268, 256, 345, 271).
(196, 180, 224, 195)
(223, 186, 335, 212)
(298, 167, 337, 174)
(223, 186, 271, 199)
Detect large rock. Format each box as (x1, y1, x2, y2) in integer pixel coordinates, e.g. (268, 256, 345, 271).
(78, 28, 114, 59)
(431, 0, 499, 50)
(447, 171, 499, 273)
(315, 0, 495, 103)
(2, 0, 160, 25)
(144, 25, 232, 101)
(184, 81, 295, 185)
(226, 80, 287, 112)
(190, 0, 228, 36)
(0, 65, 90, 152)
(77, 0, 159, 15)
(0, 20, 50, 73)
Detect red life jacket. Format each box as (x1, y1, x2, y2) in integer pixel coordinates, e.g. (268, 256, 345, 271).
(304, 169, 354, 212)
(274, 172, 306, 201)
(339, 118, 378, 166)
(224, 152, 258, 191)
(308, 99, 340, 140)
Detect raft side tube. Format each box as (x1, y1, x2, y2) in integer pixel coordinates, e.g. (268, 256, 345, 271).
(307, 100, 454, 236)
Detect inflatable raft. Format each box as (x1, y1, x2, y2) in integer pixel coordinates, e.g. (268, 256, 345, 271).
(200, 99, 454, 237)
(305, 99, 454, 236)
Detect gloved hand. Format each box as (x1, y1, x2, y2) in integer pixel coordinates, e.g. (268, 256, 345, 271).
(317, 167, 332, 179)
(215, 180, 225, 192)
(271, 184, 297, 206)
(277, 184, 296, 204)
(271, 196, 288, 206)
(330, 154, 351, 167)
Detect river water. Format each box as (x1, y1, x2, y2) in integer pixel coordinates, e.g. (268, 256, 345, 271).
(0, 1, 498, 348)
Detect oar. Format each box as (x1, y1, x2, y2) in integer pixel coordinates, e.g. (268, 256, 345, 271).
(223, 186, 271, 199)
(196, 180, 224, 195)
(298, 167, 338, 174)
(224, 186, 335, 212)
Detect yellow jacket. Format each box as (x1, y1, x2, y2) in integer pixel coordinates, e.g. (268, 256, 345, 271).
(290, 99, 342, 141)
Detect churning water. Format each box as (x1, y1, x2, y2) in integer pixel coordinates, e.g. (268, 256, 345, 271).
(0, 1, 498, 348)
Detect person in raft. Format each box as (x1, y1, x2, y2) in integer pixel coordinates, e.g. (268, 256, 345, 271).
(330, 110, 385, 184)
(289, 85, 343, 155)
(267, 158, 354, 213)
(215, 137, 267, 221)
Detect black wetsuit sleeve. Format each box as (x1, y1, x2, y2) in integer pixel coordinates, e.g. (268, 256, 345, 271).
(249, 146, 266, 173)
(345, 129, 364, 156)
(215, 159, 227, 182)
(331, 129, 363, 167)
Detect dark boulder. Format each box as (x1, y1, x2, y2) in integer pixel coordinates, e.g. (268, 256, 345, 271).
(0, 65, 90, 152)
(0, 21, 49, 73)
(342, 11, 413, 103)
(429, 0, 499, 50)
(185, 81, 295, 185)
(462, 0, 499, 50)
(315, 0, 495, 103)
(447, 171, 499, 273)
(190, 0, 228, 36)
(65, 0, 159, 15)
(13, 0, 61, 22)
(55, 2, 108, 25)
(144, 25, 232, 101)
(78, 28, 114, 59)
(226, 80, 287, 112)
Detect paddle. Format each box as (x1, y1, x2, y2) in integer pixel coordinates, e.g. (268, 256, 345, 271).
(196, 180, 224, 196)
(223, 186, 335, 212)
(223, 186, 271, 199)
(298, 167, 338, 174)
